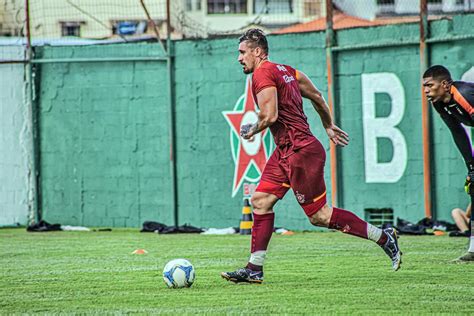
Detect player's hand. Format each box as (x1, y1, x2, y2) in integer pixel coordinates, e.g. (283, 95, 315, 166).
(325, 125, 349, 147)
(464, 178, 472, 195)
(240, 123, 256, 140)
(465, 163, 474, 195)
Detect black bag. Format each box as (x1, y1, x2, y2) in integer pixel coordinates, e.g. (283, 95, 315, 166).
(162, 224, 204, 234)
(395, 218, 430, 235)
(140, 221, 168, 233)
(140, 221, 203, 234)
(27, 220, 62, 232)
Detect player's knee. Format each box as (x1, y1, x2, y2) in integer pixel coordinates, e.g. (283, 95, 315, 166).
(250, 193, 267, 211)
(251, 192, 278, 214)
(309, 204, 332, 227)
(451, 208, 462, 218)
(250, 195, 260, 210)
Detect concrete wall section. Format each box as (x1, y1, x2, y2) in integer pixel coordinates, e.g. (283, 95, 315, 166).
(30, 14, 474, 228)
(37, 43, 173, 227)
(0, 46, 32, 226)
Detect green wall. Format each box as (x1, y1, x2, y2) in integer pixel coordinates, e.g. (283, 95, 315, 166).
(35, 14, 474, 229)
(336, 23, 423, 223)
(336, 45, 424, 223)
(37, 44, 173, 227)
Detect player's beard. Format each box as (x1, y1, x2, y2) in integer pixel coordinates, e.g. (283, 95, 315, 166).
(428, 95, 441, 103)
(241, 62, 253, 74)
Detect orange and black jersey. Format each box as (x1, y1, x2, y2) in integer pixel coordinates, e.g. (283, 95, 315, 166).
(432, 81, 474, 167)
(433, 81, 474, 126)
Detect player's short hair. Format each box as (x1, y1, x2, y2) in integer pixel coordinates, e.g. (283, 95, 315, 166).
(239, 28, 269, 54)
(423, 65, 452, 82)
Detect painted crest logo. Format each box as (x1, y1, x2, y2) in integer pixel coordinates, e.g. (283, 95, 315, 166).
(295, 191, 305, 204)
(222, 76, 274, 197)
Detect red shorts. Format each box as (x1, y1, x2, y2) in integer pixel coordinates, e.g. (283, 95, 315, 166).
(255, 139, 327, 217)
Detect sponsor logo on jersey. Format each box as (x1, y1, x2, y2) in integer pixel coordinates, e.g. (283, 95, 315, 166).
(283, 75, 295, 83)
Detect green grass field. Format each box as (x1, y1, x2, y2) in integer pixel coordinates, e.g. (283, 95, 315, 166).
(1, 228, 473, 314)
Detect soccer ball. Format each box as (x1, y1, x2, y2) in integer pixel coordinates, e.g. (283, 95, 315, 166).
(162, 258, 195, 288)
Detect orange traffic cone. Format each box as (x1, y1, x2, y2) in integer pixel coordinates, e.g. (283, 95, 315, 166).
(132, 249, 148, 255)
(240, 198, 253, 235)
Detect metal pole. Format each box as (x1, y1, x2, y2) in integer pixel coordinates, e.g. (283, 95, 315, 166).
(25, 0, 40, 223)
(167, 0, 178, 227)
(420, 0, 432, 219)
(0, 60, 28, 64)
(325, 0, 338, 207)
(31, 57, 167, 63)
(139, 0, 167, 55)
(25, 0, 31, 54)
(330, 32, 474, 52)
(166, 0, 171, 41)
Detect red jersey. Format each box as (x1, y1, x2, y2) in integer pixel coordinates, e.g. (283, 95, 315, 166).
(251, 61, 316, 152)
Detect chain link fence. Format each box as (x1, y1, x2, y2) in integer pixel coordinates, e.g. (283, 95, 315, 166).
(2, 1, 474, 57)
(0, 1, 473, 70)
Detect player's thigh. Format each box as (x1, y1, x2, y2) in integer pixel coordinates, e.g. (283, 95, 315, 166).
(288, 140, 327, 217)
(460, 210, 469, 223)
(452, 208, 468, 221)
(256, 150, 290, 200)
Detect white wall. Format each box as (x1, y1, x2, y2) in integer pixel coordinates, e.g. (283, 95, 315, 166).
(334, 0, 473, 20)
(0, 45, 33, 226)
(334, 0, 377, 20)
(181, 0, 323, 33)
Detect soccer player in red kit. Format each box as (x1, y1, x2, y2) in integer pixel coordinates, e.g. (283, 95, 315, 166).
(221, 29, 402, 284)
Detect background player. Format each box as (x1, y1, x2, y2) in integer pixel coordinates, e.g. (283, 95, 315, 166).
(221, 29, 402, 284)
(423, 65, 474, 261)
(451, 203, 471, 236)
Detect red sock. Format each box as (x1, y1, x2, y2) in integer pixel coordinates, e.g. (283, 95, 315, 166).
(246, 212, 274, 271)
(329, 207, 367, 238)
(329, 207, 386, 245)
(378, 231, 388, 245)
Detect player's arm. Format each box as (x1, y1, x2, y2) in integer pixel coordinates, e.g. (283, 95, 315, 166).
(439, 110, 473, 168)
(453, 81, 474, 123)
(436, 105, 474, 195)
(241, 87, 278, 139)
(297, 70, 331, 128)
(296, 70, 349, 146)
